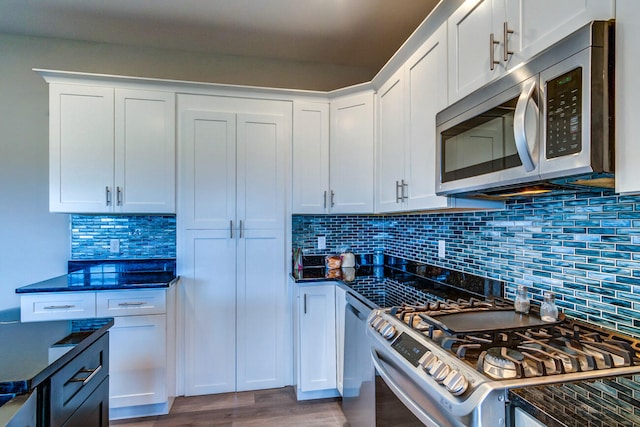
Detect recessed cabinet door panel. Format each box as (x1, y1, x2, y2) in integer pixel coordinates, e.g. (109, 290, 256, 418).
(292, 102, 330, 214)
(183, 230, 237, 395)
(180, 230, 236, 396)
(236, 229, 286, 391)
(376, 70, 406, 213)
(237, 114, 287, 230)
(330, 93, 375, 214)
(115, 89, 175, 213)
(448, 0, 500, 102)
(180, 111, 236, 230)
(49, 84, 114, 212)
(299, 285, 336, 392)
(109, 314, 167, 408)
(406, 23, 450, 210)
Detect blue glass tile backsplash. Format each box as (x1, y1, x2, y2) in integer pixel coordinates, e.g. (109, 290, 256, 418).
(293, 191, 640, 337)
(71, 215, 176, 260)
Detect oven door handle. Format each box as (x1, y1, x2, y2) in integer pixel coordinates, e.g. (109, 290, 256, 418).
(513, 80, 538, 173)
(371, 349, 442, 427)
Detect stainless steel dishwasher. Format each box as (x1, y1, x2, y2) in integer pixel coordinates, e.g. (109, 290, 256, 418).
(342, 290, 376, 427)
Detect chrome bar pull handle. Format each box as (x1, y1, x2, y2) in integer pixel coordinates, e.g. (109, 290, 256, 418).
(304, 293, 307, 314)
(239, 220, 244, 238)
(116, 186, 123, 206)
(105, 186, 112, 206)
(330, 190, 335, 207)
(44, 305, 75, 310)
(489, 33, 500, 70)
(503, 22, 514, 61)
(395, 180, 402, 203)
(323, 190, 327, 209)
(402, 179, 409, 201)
(230, 220, 233, 238)
(70, 365, 102, 386)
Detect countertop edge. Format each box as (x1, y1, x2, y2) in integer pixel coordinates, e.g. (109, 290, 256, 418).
(15, 275, 180, 294)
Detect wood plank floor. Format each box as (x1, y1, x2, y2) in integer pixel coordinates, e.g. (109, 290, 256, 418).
(110, 387, 347, 427)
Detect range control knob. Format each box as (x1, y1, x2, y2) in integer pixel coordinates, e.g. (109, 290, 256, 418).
(443, 370, 468, 396)
(379, 323, 396, 340)
(370, 316, 385, 329)
(429, 359, 451, 383)
(419, 351, 438, 372)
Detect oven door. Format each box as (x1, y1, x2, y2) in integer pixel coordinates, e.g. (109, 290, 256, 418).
(436, 75, 541, 196)
(372, 349, 461, 427)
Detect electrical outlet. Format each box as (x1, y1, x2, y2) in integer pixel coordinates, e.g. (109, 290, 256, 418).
(317, 236, 326, 250)
(438, 240, 446, 258)
(110, 239, 120, 253)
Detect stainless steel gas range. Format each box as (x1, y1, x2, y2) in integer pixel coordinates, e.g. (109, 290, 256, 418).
(368, 298, 640, 426)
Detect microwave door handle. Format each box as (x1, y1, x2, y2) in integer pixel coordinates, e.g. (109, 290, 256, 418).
(513, 81, 538, 172)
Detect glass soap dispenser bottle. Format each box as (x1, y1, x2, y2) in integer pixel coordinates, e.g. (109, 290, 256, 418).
(514, 285, 530, 314)
(540, 292, 558, 322)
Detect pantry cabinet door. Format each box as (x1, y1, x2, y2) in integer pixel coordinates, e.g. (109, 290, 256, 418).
(114, 89, 175, 213)
(49, 84, 114, 213)
(180, 111, 237, 230)
(236, 229, 287, 391)
(236, 113, 288, 230)
(182, 230, 237, 395)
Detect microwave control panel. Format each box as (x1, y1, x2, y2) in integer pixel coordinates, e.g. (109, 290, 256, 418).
(546, 67, 582, 159)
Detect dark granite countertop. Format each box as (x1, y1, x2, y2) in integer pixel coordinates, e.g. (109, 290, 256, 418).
(509, 376, 640, 426)
(0, 308, 113, 407)
(15, 258, 178, 293)
(291, 254, 503, 306)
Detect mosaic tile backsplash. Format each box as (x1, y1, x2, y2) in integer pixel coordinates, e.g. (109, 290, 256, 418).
(70, 215, 176, 260)
(293, 190, 640, 338)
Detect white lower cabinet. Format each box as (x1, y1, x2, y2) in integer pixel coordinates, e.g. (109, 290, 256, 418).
(19, 288, 175, 420)
(99, 289, 174, 419)
(109, 314, 167, 410)
(296, 283, 338, 400)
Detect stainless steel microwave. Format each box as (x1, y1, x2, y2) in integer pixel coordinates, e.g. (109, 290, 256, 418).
(436, 20, 614, 198)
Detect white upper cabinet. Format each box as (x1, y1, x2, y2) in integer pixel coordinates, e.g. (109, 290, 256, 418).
(448, 0, 614, 103)
(616, 0, 640, 195)
(448, 0, 501, 104)
(114, 89, 176, 213)
(329, 92, 375, 214)
(376, 24, 503, 213)
(292, 101, 330, 214)
(48, 82, 175, 213)
(376, 68, 406, 213)
(293, 93, 374, 215)
(49, 84, 115, 213)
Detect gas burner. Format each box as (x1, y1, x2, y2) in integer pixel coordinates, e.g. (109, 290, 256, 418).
(480, 347, 525, 379)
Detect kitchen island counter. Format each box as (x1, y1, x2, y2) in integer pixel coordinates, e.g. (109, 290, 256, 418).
(0, 308, 113, 421)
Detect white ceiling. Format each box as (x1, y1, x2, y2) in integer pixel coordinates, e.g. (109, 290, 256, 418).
(0, 0, 441, 70)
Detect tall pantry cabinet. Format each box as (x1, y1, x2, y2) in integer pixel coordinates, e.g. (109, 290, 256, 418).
(177, 93, 291, 396)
